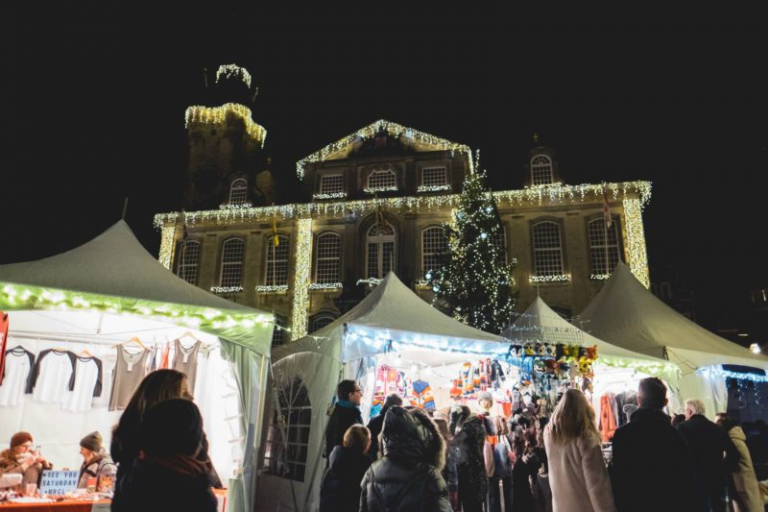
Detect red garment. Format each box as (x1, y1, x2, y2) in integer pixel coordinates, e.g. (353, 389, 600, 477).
(161, 343, 170, 369)
(501, 402, 512, 418)
(599, 393, 617, 442)
(0, 312, 9, 386)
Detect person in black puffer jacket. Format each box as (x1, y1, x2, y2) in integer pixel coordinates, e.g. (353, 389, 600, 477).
(360, 406, 452, 512)
(449, 405, 488, 512)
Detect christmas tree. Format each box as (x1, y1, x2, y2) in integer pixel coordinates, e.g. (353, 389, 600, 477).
(426, 168, 516, 333)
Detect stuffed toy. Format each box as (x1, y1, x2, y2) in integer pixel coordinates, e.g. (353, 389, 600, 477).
(524, 342, 535, 356)
(555, 343, 565, 361)
(535, 343, 547, 356)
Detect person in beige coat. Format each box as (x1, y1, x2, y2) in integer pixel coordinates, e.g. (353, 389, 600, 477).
(543, 389, 615, 512)
(716, 414, 762, 512)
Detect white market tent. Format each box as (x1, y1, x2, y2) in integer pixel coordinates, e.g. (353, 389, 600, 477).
(579, 262, 768, 416)
(0, 221, 274, 512)
(259, 272, 508, 512)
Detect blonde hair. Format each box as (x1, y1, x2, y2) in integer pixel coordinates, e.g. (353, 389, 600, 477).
(433, 418, 452, 440)
(685, 399, 706, 416)
(495, 415, 510, 436)
(343, 425, 371, 453)
(548, 389, 600, 444)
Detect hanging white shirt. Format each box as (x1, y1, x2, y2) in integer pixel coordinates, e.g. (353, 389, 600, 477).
(62, 356, 103, 412)
(0, 347, 35, 407)
(30, 349, 76, 404)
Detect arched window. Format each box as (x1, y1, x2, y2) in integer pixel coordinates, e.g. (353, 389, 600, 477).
(531, 155, 553, 185)
(265, 235, 290, 286)
(367, 170, 397, 191)
(176, 240, 201, 285)
(315, 232, 341, 284)
(588, 218, 621, 275)
(532, 221, 564, 276)
(263, 377, 312, 481)
(311, 313, 336, 332)
(271, 315, 287, 346)
(229, 178, 248, 204)
(219, 238, 245, 287)
(422, 226, 448, 279)
(366, 223, 396, 278)
(491, 227, 508, 265)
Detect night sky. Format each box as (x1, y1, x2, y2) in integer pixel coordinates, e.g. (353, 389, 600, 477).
(2, 6, 766, 332)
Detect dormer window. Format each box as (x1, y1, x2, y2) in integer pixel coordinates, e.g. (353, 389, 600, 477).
(319, 174, 345, 195)
(365, 170, 397, 193)
(229, 179, 248, 204)
(531, 155, 554, 185)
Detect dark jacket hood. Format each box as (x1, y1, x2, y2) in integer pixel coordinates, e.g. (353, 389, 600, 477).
(382, 406, 445, 470)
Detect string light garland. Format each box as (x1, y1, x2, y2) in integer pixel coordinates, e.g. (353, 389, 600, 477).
(215, 64, 252, 89)
(295, 119, 473, 180)
(290, 219, 312, 340)
(159, 225, 176, 270)
(357, 278, 382, 287)
(699, 366, 768, 383)
(364, 186, 398, 194)
(590, 274, 611, 281)
(185, 103, 267, 147)
(210, 286, 244, 294)
(219, 203, 253, 210)
(417, 185, 452, 193)
(255, 285, 289, 293)
(622, 197, 650, 288)
(530, 275, 571, 283)
(309, 282, 343, 290)
(155, 181, 652, 228)
(312, 192, 347, 200)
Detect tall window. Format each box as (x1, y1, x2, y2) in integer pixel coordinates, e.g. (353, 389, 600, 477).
(176, 240, 201, 285)
(588, 218, 621, 275)
(220, 238, 245, 287)
(367, 170, 397, 190)
(262, 377, 312, 481)
(532, 221, 564, 276)
(421, 166, 448, 187)
(315, 232, 341, 284)
(319, 174, 344, 195)
(265, 235, 290, 286)
(491, 228, 508, 265)
(531, 155, 554, 185)
(271, 315, 287, 346)
(367, 223, 396, 278)
(422, 226, 448, 278)
(311, 313, 336, 332)
(229, 179, 248, 204)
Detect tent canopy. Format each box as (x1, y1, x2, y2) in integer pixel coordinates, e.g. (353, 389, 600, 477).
(579, 263, 768, 372)
(0, 221, 273, 353)
(274, 271, 507, 365)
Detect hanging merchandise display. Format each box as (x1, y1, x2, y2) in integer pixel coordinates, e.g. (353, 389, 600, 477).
(0, 346, 34, 407)
(0, 312, 9, 386)
(30, 349, 77, 404)
(62, 354, 103, 412)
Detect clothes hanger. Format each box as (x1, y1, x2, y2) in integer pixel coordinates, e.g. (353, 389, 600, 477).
(122, 337, 148, 351)
(177, 331, 200, 348)
(78, 348, 93, 357)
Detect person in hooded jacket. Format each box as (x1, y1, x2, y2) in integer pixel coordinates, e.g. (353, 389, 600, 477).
(320, 425, 373, 512)
(111, 399, 217, 512)
(715, 414, 762, 512)
(434, 417, 460, 511)
(360, 406, 452, 512)
(450, 405, 488, 512)
(366, 394, 402, 460)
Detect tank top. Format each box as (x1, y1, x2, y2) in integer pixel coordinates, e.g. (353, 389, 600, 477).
(172, 339, 201, 394)
(109, 346, 149, 411)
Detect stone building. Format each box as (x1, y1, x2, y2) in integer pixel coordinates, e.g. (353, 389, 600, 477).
(155, 66, 652, 343)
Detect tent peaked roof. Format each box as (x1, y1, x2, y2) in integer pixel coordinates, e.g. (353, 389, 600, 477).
(580, 262, 768, 370)
(503, 296, 667, 364)
(0, 220, 254, 313)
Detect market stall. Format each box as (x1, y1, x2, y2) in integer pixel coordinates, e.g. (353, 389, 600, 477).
(579, 262, 768, 419)
(257, 272, 513, 512)
(0, 221, 274, 511)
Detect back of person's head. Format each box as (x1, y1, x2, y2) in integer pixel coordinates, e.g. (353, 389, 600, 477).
(337, 380, 357, 401)
(123, 369, 188, 423)
(433, 418, 452, 441)
(715, 413, 737, 432)
(685, 399, 706, 416)
(382, 406, 445, 470)
(343, 425, 371, 454)
(140, 398, 203, 457)
(548, 388, 600, 444)
(495, 415, 510, 436)
(671, 414, 686, 427)
(638, 377, 667, 410)
(382, 394, 403, 412)
(449, 405, 471, 436)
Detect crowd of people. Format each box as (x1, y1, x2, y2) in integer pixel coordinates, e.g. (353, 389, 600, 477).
(320, 377, 768, 512)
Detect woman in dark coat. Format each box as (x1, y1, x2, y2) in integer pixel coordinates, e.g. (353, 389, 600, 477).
(111, 399, 217, 512)
(360, 406, 452, 512)
(449, 405, 488, 512)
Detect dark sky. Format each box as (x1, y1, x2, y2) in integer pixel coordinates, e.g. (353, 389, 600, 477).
(2, 6, 766, 329)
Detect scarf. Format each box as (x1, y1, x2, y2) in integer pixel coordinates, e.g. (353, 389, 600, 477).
(337, 399, 363, 422)
(141, 453, 210, 477)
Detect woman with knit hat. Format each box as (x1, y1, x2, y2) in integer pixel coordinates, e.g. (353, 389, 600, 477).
(77, 431, 116, 491)
(112, 399, 217, 512)
(0, 432, 51, 490)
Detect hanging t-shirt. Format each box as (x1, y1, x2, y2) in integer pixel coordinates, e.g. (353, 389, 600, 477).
(0, 313, 9, 386)
(0, 346, 35, 407)
(109, 346, 149, 411)
(172, 339, 202, 393)
(62, 356, 103, 412)
(30, 349, 76, 404)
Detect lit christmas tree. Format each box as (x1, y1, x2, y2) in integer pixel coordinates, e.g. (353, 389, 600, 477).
(426, 167, 516, 333)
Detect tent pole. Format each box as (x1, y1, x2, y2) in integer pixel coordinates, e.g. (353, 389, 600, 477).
(9, 331, 133, 345)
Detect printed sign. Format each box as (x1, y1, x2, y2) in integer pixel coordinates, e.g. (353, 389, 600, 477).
(40, 470, 79, 496)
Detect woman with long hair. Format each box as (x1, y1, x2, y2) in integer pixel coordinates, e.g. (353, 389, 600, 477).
(543, 389, 614, 512)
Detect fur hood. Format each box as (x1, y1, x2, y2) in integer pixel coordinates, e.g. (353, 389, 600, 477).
(382, 406, 446, 471)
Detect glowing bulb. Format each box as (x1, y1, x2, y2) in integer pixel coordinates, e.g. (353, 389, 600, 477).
(751, 343, 761, 354)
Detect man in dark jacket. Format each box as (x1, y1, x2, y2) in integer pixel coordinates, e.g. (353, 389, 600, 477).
(678, 399, 738, 512)
(366, 394, 402, 460)
(611, 377, 702, 512)
(325, 379, 364, 458)
(360, 406, 452, 512)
